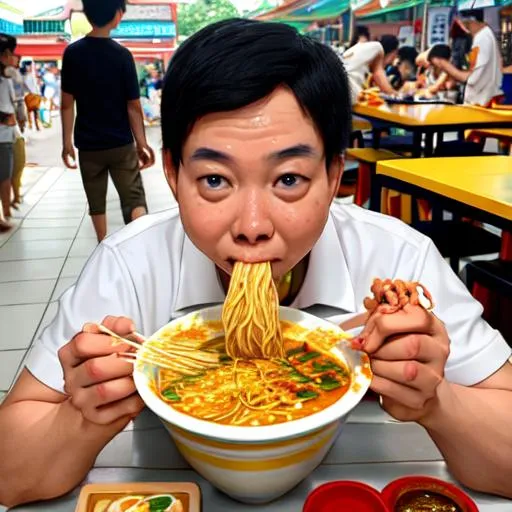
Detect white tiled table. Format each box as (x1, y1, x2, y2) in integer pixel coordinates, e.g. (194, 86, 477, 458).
(6, 402, 512, 511)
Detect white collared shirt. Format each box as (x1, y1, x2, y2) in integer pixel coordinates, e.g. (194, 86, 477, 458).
(26, 204, 511, 393)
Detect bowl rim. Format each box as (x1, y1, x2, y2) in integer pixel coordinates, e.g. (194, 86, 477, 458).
(133, 305, 372, 443)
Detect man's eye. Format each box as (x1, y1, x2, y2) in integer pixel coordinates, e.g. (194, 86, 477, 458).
(277, 174, 307, 188)
(200, 175, 227, 189)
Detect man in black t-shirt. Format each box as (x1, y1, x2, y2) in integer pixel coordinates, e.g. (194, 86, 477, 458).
(61, 0, 155, 242)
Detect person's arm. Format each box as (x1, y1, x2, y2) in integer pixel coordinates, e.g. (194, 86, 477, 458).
(0, 367, 134, 507)
(421, 364, 512, 497)
(61, 91, 77, 169)
(431, 58, 471, 83)
(0, 244, 146, 507)
(370, 54, 396, 95)
(60, 50, 77, 169)
(124, 53, 155, 170)
(427, 72, 449, 95)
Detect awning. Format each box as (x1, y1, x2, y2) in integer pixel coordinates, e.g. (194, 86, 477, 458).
(15, 35, 69, 60)
(278, 0, 351, 21)
(357, 0, 452, 18)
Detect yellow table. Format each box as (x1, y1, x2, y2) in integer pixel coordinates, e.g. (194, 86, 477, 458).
(371, 156, 512, 270)
(353, 103, 512, 157)
(375, 156, 512, 220)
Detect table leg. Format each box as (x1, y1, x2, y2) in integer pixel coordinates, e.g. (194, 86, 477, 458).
(372, 128, 381, 149)
(412, 132, 422, 158)
(500, 231, 512, 262)
(369, 174, 382, 213)
(424, 132, 434, 157)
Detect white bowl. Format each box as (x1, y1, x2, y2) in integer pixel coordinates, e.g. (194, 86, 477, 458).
(134, 305, 372, 503)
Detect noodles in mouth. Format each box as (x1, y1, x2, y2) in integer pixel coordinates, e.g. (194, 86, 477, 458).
(222, 261, 284, 360)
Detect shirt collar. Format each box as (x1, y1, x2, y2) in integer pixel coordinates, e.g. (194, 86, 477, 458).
(172, 235, 225, 316)
(172, 211, 356, 316)
(291, 212, 356, 314)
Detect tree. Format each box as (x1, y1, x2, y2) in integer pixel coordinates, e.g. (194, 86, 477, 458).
(177, 0, 239, 38)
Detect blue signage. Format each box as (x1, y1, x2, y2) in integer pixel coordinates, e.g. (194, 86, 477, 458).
(0, 19, 24, 35)
(112, 20, 176, 39)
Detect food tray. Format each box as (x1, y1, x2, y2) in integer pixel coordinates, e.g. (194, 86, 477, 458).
(380, 95, 455, 105)
(74, 482, 201, 512)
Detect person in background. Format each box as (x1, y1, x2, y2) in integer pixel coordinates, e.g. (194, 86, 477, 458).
(349, 25, 370, 48)
(431, 9, 503, 106)
(415, 44, 452, 98)
(342, 34, 399, 104)
(60, 0, 155, 242)
(5, 54, 26, 133)
(22, 61, 41, 131)
(0, 33, 16, 232)
(386, 46, 418, 91)
(11, 123, 26, 209)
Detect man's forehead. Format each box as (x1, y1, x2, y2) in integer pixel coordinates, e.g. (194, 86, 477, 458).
(184, 89, 320, 152)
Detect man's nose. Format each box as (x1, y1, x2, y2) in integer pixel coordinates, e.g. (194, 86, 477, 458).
(231, 189, 274, 245)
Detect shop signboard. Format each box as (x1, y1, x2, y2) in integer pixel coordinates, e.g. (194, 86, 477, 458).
(427, 6, 451, 46)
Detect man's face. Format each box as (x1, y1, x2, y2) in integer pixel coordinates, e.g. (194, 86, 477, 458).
(0, 48, 12, 66)
(164, 88, 342, 280)
(384, 49, 398, 67)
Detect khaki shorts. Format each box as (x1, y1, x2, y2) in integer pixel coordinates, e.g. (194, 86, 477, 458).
(78, 143, 147, 222)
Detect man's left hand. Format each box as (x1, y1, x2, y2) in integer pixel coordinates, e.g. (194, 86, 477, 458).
(137, 144, 156, 170)
(355, 304, 450, 423)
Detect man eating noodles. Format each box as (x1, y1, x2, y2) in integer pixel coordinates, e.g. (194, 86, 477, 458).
(0, 18, 511, 507)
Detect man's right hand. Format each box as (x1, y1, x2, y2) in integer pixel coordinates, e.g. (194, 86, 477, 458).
(58, 316, 145, 425)
(62, 144, 78, 169)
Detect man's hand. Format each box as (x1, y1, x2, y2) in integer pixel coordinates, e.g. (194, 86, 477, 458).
(355, 304, 450, 423)
(137, 143, 155, 170)
(58, 316, 145, 425)
(62, 144, 77, 169)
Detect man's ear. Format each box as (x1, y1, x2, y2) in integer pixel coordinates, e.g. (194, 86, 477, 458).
(163, 149, 179, 200)
(327, 154, 343, 202)
(112, 9, 124, 29)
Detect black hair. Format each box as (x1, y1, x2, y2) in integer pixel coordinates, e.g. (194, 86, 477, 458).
(82, 0, 127, 28)
(460, 8, 484, 22)
(0, 33, 16, 54)
(161, 18, 352, 171)
(379, 35, 399, 56)
(428, 44, 452, 62)
(350, 25, 370, 47)
(0, 33, 16, 77)
(398, 46, 418, 66)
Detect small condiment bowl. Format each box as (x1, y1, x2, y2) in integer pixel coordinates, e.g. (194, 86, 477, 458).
(381, 476, 479, 512)
(303, 481, 388, 512)
(133, 305, 372, 503)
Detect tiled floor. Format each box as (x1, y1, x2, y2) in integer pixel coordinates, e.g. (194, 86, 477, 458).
(0, 126, 176, 396)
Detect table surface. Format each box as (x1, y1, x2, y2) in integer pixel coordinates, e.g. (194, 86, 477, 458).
(377, 156, 512, 221)
(353, 102, 512, 128)
(6, 401, 512, 511)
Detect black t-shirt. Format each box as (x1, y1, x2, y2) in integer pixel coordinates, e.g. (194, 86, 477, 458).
(61, 37, 140, 151)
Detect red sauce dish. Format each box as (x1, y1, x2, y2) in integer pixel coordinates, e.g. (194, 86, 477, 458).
(303, 481, 388, 512)
(381, 476, 479, 512)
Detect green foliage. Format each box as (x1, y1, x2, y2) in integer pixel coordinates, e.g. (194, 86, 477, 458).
(177, 0, 239, 37)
